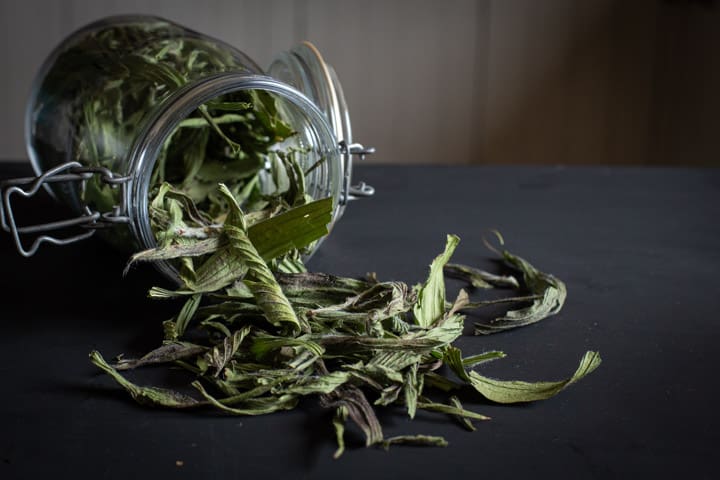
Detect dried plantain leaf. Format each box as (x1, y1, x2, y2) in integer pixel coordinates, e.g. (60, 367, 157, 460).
(381, 435, 448, 449)
(113, 342, 206, 370)
(413, 234, 460, 328)
(218, 184, 303, 332)
(90, 351, 202, 408)
(474, 243, 567, 335)
(444, 345, 601, 404)
(444, 263, 519, 289)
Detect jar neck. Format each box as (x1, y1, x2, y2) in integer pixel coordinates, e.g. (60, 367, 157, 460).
(124, 72, 343, 282)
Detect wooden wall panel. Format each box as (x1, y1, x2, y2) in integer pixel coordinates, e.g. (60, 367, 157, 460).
(303, 0, 482, 165)
(605, 1, 657, 165)
(651, 1, 720, 167)
(0, 0, 718, 166)
(484, 0, 657, 165)
(63, 0, 298, 67)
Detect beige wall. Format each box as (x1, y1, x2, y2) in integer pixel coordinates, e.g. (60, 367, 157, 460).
(1, 0, 718, 166)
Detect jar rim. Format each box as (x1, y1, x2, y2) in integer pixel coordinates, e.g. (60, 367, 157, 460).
(125, 72, 344, 282)
(268, 42, 352, 146)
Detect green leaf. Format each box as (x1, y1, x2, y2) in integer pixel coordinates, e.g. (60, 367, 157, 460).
(462, 350, 506, 368)
(413, 313, 464, 346)
(248, 197, 333, 262)
(202, 327, 251, 377)
(381, 435, 448, 449)
(345, 362, 404, 385)
(313, 316, 462, 354)
(249, 334, 325, 359)
(174, 293, 202, 338)
(192, 381, 298, 415)
(90, 351, 201, 408)
(218, 184, 303, 331)
(368, 351, 423, 371)
(269, 151, 291, 195)
(307, 281, 415, 329)
(403, 363, 420, 419)
(331, 406, 349, 459)
(127, 237, 224, 269)
(320, 386, 384, 447)
(468, 351, 602, 404)
(449, 396, 478, 431)
(282, 371, 350, 395)
(186, 246, 250, 293)
(423, 372, 461, 392)
(461, 294, 542, 310)
(443, 345, 601, 403)
(413, 234, 460, 328)
(416, 399, 490, 421)
(474, 246, 567, 335)
(196, 158, 263, 182)
(444, 263, 520, 289)
(113, 342, 205, 370)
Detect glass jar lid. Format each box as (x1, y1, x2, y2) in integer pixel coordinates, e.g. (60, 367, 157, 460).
(268, 42, 352, 146)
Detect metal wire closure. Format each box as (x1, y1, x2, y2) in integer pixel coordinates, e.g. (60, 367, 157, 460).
(340, 141, 375, 204)
(0, 161, 131, 257)
(1, 142, 372, 257)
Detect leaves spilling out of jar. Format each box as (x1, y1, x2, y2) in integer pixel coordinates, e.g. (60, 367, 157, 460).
(72, 22, 600, 457)
(43, 20, 329, 258)
(93, 215, 602, 456)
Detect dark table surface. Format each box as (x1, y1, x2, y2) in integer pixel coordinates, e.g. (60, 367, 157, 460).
(1, 162, 718, 479)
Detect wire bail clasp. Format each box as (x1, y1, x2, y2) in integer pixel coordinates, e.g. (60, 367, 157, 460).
(339, 141, 375, 205)
(0, 161, 131, 257)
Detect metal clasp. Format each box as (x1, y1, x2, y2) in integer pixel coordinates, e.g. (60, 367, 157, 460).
(0, 161, 131, 257)
(339, 141, 375, 205)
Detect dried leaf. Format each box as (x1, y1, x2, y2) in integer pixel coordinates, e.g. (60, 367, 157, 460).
(403, 363, 421, 419)
(449, 395, 477, 431)
(203, 327, 251, 377)
(467, 351, 601, 403)
(445, 345, 601, 404)
(218, 184, 303, 331)
(332, 405, 349, 459)
(462, 350, 506, 368)
(282, 371, 350, 395)
(90, 351, 202, 408)
(474, 246, 567, 335)
(247, 197, 333, 262)
(127, 237, 224, 269)
(87, 218, 601, 456)
(381, 435, 448, 449)
(192, 381, 298, 415)
(320, 386, 384, 447)
(416, 399, 489, 421)
(114, 342, 205, 370)
(174, 293, 202, 339)
(461, 294, 542, 310)
(413, 234, 460, 328)
(444, 263, 520, 289)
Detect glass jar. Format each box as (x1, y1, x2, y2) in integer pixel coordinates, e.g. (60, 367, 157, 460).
(1, 15, 373, 281)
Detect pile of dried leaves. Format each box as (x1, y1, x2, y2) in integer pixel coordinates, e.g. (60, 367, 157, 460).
(72, 20, 600, 456)
(91, 191, 600, 456)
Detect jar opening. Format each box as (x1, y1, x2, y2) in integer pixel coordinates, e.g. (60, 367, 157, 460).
(126, 74, 343, 282)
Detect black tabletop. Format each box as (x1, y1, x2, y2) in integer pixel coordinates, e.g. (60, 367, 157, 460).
(1, 162, 718, 479)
